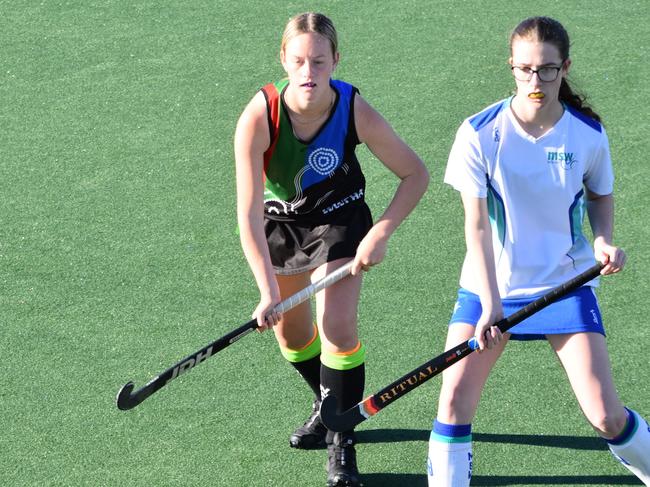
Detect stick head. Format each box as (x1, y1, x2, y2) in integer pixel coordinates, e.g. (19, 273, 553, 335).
(116, 382, 136, 411)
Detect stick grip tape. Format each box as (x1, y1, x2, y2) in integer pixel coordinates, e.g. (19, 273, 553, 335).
(274, 261, 353, 313)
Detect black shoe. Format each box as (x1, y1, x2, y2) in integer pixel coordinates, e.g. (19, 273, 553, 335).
(326, 432, 362, 487)
(289, 400, 327, 449)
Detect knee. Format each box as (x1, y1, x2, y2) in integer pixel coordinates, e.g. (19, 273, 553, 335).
(321, 333, 358, 353)
(588, 409, 628, 438)
(274, 320, 316, 350)
(320, 317, 358, 351)
(437, 382, 479, 423)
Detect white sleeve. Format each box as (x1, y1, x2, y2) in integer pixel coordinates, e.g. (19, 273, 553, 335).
(583, 127, 614, 195)
(444, 120, 488, 198)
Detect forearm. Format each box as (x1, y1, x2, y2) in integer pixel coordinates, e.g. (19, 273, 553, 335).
(373, 164, 429, 239)
(585, 191, 626, 273)
(586, 192, 614, 244)
(238, 210, 279, 300)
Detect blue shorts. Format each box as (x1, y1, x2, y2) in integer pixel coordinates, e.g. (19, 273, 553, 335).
(449, 286, 605, 340)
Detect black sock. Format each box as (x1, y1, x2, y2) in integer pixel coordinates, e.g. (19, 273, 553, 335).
(290, 354, 322, 400)
(321, 363, 365, 441)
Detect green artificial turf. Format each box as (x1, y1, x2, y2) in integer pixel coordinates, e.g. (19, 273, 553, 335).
(1, 1, 648, 485)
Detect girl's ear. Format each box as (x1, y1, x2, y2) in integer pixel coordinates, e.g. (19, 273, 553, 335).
(333, 51, 340, 70)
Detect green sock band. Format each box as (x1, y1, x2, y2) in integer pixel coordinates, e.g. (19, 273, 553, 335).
(280, 328, 321, 363)
(321, 342, 365, 370)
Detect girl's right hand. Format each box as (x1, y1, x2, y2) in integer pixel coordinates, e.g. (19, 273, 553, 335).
(253, 292, 282, 331)
(475, 305, 504, 352)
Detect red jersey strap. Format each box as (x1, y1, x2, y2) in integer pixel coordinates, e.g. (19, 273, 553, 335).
(260, 83, 281, 152)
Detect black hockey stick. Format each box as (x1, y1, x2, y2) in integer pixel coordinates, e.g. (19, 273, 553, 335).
(116, 261, 353, 410)
(320, 263, 604, 431)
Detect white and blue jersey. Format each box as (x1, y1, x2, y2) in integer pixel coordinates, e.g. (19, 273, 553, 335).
(445, 97, 613, 298)
(444, 98, 613, 338)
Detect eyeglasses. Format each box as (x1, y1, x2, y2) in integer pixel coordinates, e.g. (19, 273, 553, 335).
(511, 64, 564, 82)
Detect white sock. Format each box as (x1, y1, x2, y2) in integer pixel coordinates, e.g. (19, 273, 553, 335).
(427, 420, 472, 487)
(607, 408, 650, 486)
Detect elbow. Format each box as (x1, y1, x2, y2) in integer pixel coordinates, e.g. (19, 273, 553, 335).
(414, 162, 430, 196)
(421, 164, 431, 187)
(401, 159, 429, 189)
(236, 206, 255, 239)
(238, 203, 264, 227)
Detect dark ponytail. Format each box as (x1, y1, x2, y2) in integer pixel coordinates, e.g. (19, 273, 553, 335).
(558, 78, 601, 123)
(511, 16, 601, 123)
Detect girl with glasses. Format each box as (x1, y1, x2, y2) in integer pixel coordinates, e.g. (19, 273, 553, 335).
(428, 16, 650, 486)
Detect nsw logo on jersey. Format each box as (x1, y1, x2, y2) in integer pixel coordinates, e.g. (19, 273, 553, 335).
(547, 150, 577, 169)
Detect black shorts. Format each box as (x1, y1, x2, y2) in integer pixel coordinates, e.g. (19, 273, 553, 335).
(264, 203, 373, 275)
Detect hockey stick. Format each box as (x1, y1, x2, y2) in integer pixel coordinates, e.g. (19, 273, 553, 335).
(116, 261, 353, 410)
(320, 263, 604, 431)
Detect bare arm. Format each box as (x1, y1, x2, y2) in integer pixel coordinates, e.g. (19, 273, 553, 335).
(586, 190, 626, 275)
(460, 193, 503, 350)
(352, 95, 430, 274)
(234, 91, 281, 329)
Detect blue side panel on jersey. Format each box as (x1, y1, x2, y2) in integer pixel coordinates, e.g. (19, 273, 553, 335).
(565, 104, 602, 132)
(469, 100, 507, 131)
(568, 188, 585, 245)
(486, 180, 507, 248)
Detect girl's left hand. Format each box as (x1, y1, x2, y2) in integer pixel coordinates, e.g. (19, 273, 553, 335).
(351, 228, 388, 275)
(594, 238, 627, 275)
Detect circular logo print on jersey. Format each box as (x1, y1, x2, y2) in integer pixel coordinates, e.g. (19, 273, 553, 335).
(264, 198, 291, 215)
(308, 147, 339, 175)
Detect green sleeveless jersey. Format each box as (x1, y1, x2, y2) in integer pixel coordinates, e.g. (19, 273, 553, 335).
(260, 79, 366, 223)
